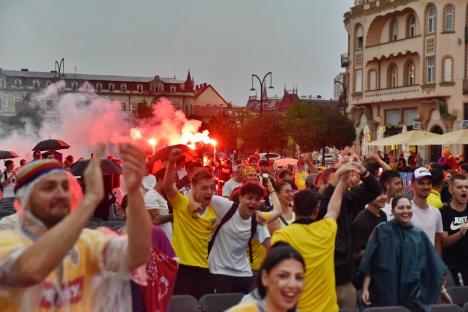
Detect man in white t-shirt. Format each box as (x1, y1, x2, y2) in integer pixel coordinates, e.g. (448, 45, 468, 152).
(410, 167, 444, 254)
(209, 182, 270, 294)
(0, 160, 16, 210)
(144, 169, 173, 240)
(222, 165, 245, 198)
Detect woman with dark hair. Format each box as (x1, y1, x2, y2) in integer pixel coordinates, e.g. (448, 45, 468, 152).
(268, 182, 295, 234)
(228, 242, 305, 312)
(360, 195, 447, 311)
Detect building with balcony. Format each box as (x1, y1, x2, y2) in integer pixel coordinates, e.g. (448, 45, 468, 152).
(344, 0, 468, 159)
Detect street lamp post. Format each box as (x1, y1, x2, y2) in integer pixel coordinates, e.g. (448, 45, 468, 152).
(250, 72, 274, 115)
(334, 78, 348, 116)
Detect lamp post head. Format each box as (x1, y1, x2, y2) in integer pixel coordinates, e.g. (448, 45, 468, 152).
(250, 87, 256, 92)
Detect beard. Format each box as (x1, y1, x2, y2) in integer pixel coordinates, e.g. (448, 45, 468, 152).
(30, 198, 71, 228)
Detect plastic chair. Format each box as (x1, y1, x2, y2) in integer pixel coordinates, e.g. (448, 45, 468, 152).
(167, 294, 200, 312)
(199, 292, 244, 312)
(448, 286, 468, 306)
(363, 307, 410, 312)
(431, 304, 463, 312)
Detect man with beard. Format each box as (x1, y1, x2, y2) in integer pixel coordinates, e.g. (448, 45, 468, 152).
(0, 144, 152, 311)
(440, 174, 468, 286)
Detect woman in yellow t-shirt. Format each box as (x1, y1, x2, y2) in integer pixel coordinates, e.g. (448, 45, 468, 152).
(228, 243, 305, 312)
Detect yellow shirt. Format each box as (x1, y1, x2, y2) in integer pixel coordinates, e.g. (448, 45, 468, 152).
(295, 170, 309, 190)
(427, 189, 443, 209)
(169, 192, 217, 268)
(0, 228, 128, 312)
(272, 217, 338, 312)
(249, 212, 270, 271)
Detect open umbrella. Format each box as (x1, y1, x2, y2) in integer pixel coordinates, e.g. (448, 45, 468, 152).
(32, 139, 70, 151)
(71, 159, 122, 176)
(0, 150, 19, 160)
(153, 144, 194, 161)
(412, 129, 468, 145)
(367, 130, 440, 146)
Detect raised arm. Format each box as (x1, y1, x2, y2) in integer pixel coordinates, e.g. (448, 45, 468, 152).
(120, 143, 152, 270)
(163, 148, 182, 200)
(9, 146, 105, 286)
(369, 153, 391, 171)
(265, 179, 281, 223)
(325, 164, 358, 220)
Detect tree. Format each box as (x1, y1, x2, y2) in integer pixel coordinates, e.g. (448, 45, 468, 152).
(205, 112, 239, 151)
(239, 112, 287, 154)
(284, 101, 356, 163)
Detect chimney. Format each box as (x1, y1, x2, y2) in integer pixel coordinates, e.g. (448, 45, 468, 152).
(204, 83, 208, 87)
(21, 68, 29, 72)
(317, 95, 322, 99)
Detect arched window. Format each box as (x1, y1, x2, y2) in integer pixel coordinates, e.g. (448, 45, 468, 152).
(368, 70, 377, 90)
(96, 82, 102, 92)
(108, 83, 115, 92)
(355, 24, 364, 49)
(408, 14, 417, 37)
(427, 5, 437, 34)
(404, 60, 416, 86)
(170, 85, 177, 93)
(388, 64, 398, 88)
(443, 57, 454, 82)
(33, 80, 40, 89)
(444, 5, 455, 32)
(120, 83, 127, 92)
(390, 19, 399, 41)
(137, 84, 143, 93)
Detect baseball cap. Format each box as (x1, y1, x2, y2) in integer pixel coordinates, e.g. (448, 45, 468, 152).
(411, 167, 432, 183)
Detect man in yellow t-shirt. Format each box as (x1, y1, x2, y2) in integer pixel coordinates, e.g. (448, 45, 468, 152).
(163, 148, 220, 299)
(0, 144, 152, 311)
(272, 164, 354, 312)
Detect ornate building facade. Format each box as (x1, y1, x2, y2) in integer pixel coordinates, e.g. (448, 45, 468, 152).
(344, 0, 468, 159)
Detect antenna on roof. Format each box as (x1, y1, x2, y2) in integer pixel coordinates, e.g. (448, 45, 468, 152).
(74, 65, 77, 78)
(173, 64, 176, 79)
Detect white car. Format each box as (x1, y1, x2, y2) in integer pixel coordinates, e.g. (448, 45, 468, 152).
(259, 152, 281, 161)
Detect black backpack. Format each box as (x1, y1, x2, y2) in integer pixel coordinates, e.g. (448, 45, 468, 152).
(207, 202, 257, 263)
(0, 171, 7, 192)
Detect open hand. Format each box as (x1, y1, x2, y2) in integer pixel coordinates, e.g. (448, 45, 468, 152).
(362, 289, 371, 306)
(83, 145, 105, 205)
(119, 143, 146, 192)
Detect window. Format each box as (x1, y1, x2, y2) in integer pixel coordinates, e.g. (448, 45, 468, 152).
(71, 81, 78, 91)
(444, 5, 455, 32)
(0, 80, 5, 88)
(137, 84, 143, 93)
(368, 70, 377, 90)
(385, 109, 400, 125)
(427, 5, 437, 34)
(170, 86, 176, 93)
(443, 57, 453, 82)
(390, 19, 399, 41)
(14, 79, 22, 88)
(33, 80, 40, 89)
(403, 108, 417, 125)
(355, 24, 364, 49)
(96, 82, 103, 92)
(108, 83, 115, 92)
(405, 61, 416, 86)
(46, 100, 54, 111)
(354, 69, 363, 92)
(408, 15, 417, 37)
(426, 57, 435, 83)
(120, 83, 127, 92)
(388, 64, 398, 88)
(45, 80, 51, 87)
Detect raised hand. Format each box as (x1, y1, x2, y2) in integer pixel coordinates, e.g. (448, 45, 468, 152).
(119, 143, 146, 192)
(83, 145, 104, 205)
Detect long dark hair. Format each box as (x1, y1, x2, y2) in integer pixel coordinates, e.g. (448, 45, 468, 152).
(256, 242, 305, 299)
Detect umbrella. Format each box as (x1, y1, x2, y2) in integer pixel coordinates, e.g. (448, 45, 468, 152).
(153, 144, 194, 161)
(71, 159, 122, 176)
(32, 139, 70, 151)
(412, 129, 468, 145)
(367, 130, 440, 146)
(0, 150, 19, 160)
(274, 158, 298, 167)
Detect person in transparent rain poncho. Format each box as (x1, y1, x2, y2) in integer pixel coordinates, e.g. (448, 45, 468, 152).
(0, 144, 153, 312)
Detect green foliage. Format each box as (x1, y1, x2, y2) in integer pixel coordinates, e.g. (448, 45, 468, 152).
(284, 101, 356, 152)
(239, 112, 287, 153)
(206, 112, 239, 150)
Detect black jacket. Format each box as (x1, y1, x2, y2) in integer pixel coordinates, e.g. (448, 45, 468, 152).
(318, 174, 381, 286)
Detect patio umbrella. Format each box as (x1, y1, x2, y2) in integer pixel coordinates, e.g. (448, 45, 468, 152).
(33, 139, 70, 151)
(0, 150, 19, 160)
(413, 129, 468, 145)
(71, 159, 122, 176)
(367, 130, 440, 146)
(274, 158, 298, 167)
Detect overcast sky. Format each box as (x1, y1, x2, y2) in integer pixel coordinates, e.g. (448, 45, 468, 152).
(1, 0, 353, 106)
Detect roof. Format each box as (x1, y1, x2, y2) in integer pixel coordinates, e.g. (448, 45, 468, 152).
(194, 84, 228, 105)
(0, 70, 185, 84)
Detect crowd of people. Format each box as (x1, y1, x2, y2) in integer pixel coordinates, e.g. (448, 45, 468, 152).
(0, 144, 467, 312)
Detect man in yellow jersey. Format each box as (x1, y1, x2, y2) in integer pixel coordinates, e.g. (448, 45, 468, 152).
(272, 164, 357, 312)
(0, 144, 152, 312)
(163, 148, 219, 299)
